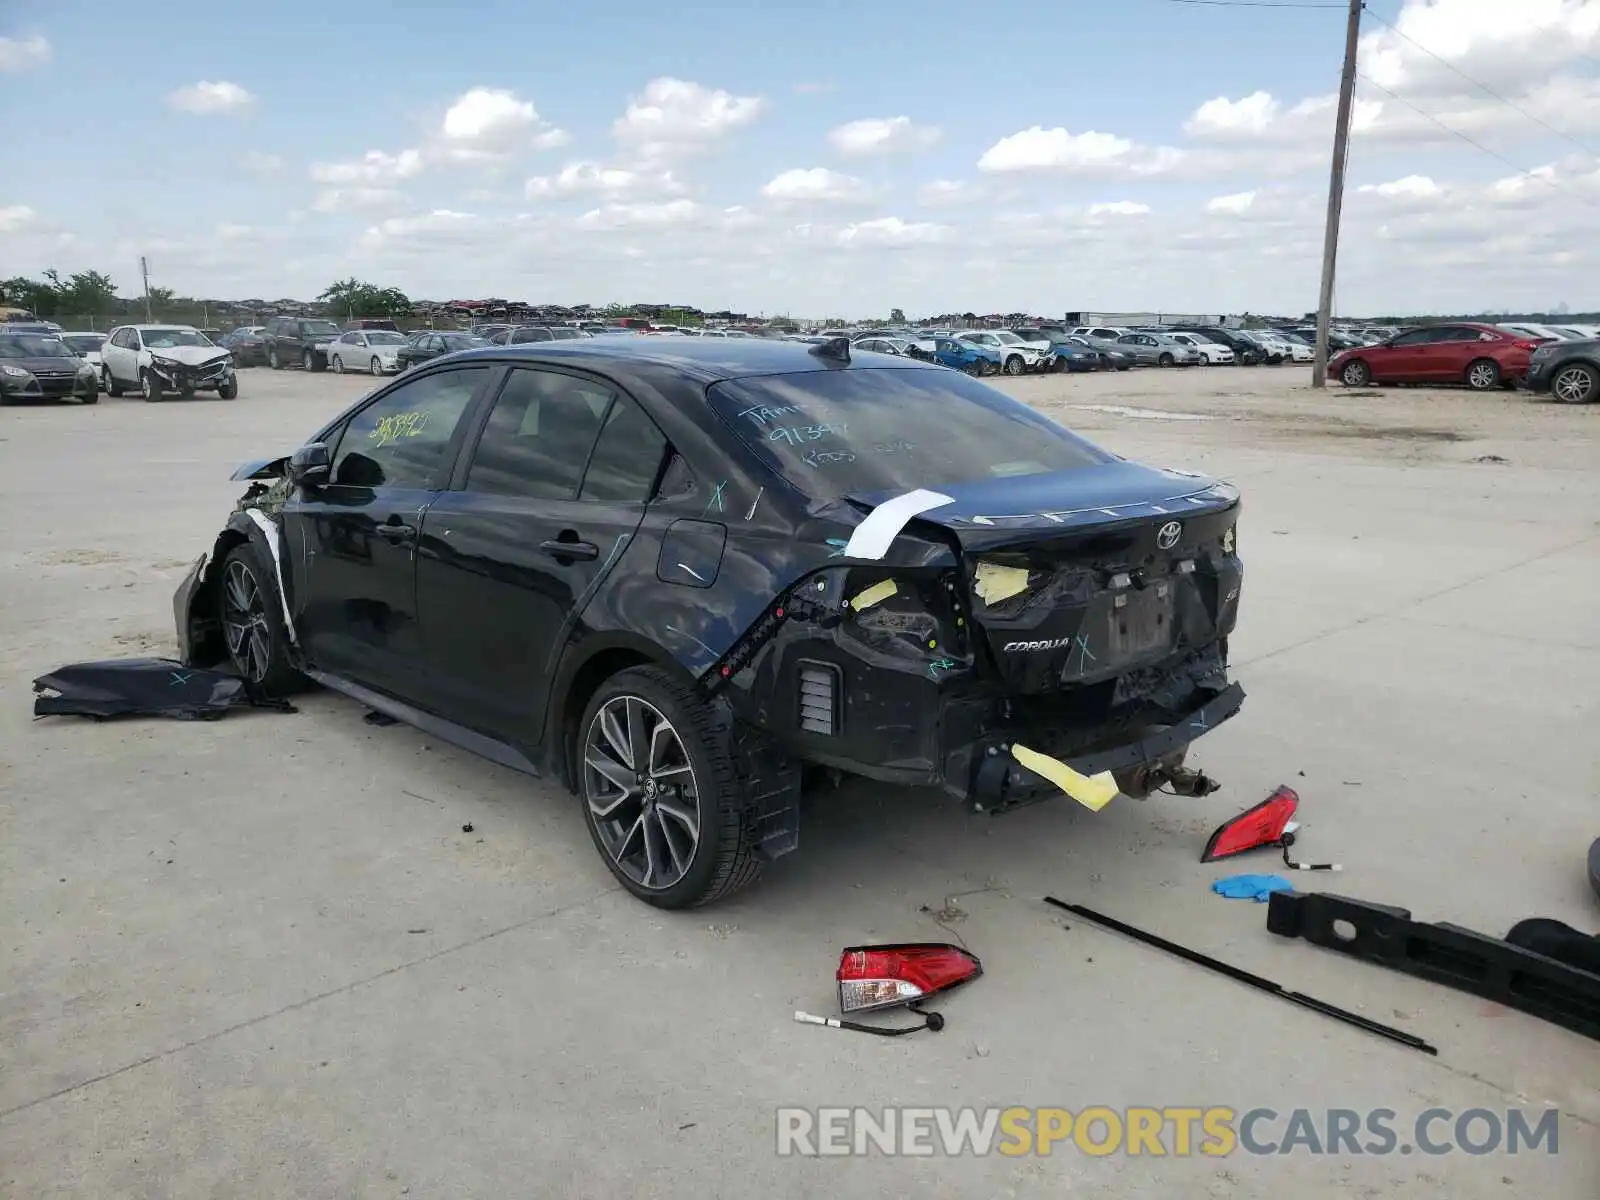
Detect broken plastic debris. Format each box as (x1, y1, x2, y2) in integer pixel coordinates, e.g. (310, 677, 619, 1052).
(1010, 744, 1119, 812)
(841, 489, 955, 560)
(973, 561, 1030, 605)
(848, 578, 899, 611)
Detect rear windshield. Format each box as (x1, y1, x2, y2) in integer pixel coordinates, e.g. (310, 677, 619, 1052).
(707, 366, 1111, 499)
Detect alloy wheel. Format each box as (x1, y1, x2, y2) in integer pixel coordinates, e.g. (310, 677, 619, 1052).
(583, 695, 701, 891)
(1467, 362, 1498, 390)
(371, 357, 382, 375)
(1552, 365, 1596, 404)
(332, 355, 344, 374)
(221, 559, 272, 684)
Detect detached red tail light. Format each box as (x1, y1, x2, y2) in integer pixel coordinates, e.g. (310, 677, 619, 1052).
(836, 943, 983, 1014)
(1201, 786, 1300, 863)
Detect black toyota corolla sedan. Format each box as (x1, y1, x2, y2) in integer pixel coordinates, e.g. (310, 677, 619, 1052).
(173, 338, 1245, 908)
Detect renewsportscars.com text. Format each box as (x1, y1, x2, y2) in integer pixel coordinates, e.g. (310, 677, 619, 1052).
(775, 1106, 1560, 1158)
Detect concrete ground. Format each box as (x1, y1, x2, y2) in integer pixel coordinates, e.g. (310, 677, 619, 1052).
(2, 362, 1597, 1198)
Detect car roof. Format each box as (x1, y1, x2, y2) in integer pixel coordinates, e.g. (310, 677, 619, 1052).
(446, 334, 943, 383)
(131, 324, 198, 332)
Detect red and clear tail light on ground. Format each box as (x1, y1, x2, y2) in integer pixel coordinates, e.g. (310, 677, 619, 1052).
(836, 944, 984, 1014)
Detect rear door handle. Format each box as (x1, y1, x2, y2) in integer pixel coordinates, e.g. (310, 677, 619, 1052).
(541, 537, 599, 561)
(378, 521, 417, 544)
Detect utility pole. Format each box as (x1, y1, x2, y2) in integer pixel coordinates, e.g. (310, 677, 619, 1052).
(140, 256, 153, 322)
(1312, 0, 1364, 388)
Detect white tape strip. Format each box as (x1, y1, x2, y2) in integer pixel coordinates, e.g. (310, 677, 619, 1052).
(840, 488, 955, 560)
(245, 507, 299, 646)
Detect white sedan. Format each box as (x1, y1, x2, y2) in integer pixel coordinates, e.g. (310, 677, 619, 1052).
(1166, 332, 1234, 365)
(326, 329, 409, 375)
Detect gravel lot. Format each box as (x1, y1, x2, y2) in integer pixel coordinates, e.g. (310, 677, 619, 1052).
(3, 364, 1598, 1198)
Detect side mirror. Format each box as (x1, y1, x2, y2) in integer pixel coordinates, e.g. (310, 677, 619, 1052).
(289, 442, 331, 487)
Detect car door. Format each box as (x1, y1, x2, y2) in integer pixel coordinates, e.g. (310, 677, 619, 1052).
(414, 366, 667, 745)
(102, 328, 130, 381)
(1416, 325, 1480, 381)
(1368, 328, 1434, 380)
(283, 364, 493, 701)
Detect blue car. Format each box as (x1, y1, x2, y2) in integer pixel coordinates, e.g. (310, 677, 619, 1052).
(931, 336, 1001, 376)
(1049, 341, 1102, 373)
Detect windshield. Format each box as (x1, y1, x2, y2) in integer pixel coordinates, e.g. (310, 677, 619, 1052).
(143, 329, 214, 349)
(366, 331, 406, 345)
(302, 320, 340, 337)
(991, 332, 1025, 346)
(707, 367, 1111, 500)
(61, 334, 106, 354)
(0, 335, 73, 358)
(440, 334, 490, 351)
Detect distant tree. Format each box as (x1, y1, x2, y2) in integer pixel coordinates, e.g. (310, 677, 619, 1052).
(145, 285, 177, 308)
(889, 307, 906, 324)
(318, 278, 412, 320)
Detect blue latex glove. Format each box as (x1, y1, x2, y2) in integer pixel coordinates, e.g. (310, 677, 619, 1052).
(1212, 873, 1295, 902)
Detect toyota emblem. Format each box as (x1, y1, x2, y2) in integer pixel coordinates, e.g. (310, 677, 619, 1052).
(1156, 521, 1183, 550)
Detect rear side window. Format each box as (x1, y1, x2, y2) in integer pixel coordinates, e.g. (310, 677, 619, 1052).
(466, 368, 615, 500)
(707, 367, 1111, 501)
(580, 395, 668, 503)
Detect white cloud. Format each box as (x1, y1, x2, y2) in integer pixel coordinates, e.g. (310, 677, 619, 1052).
(1088, 201, 1151, 216)
(437, 87, 565, 162)
(312, 187, 403, 214)
(360, 209, 478, 247)
(1358, 174, 1443, 199)
(576, 200, 702, 229)
(238, 151, 284, 174)
(917, 179, 983, 206)
(977, 126, 1184, 177)
(525, 160, 687, 199)
(1360, 0, 1600, 97)
(167, 81, 254, 115)
(612, 77, 764, 159)
(1206, 191, 1257, 214)
(835, 217, 949, 247)
(310, 148, 424, 185)
(1186, 91, 1280, 137)
(0, 204, 39, 232)
(828, 116, 942, 156)
(0, 35, 50, 72)
(762, 168, 870, 203)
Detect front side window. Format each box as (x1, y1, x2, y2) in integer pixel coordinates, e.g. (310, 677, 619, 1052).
(330, 367, 488, 489)
(466, 368, 616, 500)
(708, 367, 1112, 501)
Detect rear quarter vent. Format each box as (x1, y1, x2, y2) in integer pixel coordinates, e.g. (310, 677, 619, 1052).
(797, 660, 842, 735)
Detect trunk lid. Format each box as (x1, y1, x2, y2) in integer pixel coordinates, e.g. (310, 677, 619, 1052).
(849, 463, 1243, 693)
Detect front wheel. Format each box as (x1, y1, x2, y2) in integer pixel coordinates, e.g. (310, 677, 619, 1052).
(980, 359, 999, 377)
(1465, 358, 1501, 391)
(268, 348, 281, 370)
(217, 377, 238, 400)
(302, 350, 314, 371)
(1003, 355, 1023, 376)
(1158, 353, 1174, 367)
(578, 666, 761, 909)
(1340, 360, 1371, 386)
(141, 370, 162, 402)
(370, 356, 383, 376)
(81, 388, 100, 405)
(961, 361, 982, 377)
(218, 545, 303, 696)
(102, 366, 123, 397)
(1551, 363, 1598, 404)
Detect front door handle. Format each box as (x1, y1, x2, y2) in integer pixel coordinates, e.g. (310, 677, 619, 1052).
(378, 521, 417, 544)
(540, 537, 599, 561)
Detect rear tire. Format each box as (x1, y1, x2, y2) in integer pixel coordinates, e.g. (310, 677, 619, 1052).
(577, 665, 762, 909)
(331, 354, 345, 374)
(1465, 358, 1501, 391)
(268, 347, 282, 370)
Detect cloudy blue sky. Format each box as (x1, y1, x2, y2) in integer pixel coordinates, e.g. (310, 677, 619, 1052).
(3, 0, 1598, 316)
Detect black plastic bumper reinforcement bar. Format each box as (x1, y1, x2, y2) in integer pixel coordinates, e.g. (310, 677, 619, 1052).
(1043, 898, 1438, 1056)
(1266, 891, 1600, 1043)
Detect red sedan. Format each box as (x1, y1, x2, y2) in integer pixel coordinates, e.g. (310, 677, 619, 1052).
(1330, 323, 1539, 390)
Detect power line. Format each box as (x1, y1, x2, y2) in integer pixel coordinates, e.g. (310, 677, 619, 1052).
(1361, 7, 1598, 157)
(1356, 73, 1600, 210)
(1156, 0, 1347, 8)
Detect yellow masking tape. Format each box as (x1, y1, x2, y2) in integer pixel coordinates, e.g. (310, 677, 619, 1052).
(849, 579, 899, 611)
(1011, 744, 1120, 812)
(974, 562, 1031, 604)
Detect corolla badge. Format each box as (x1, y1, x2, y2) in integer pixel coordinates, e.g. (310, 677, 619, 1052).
(1156, 521, 1183, 550)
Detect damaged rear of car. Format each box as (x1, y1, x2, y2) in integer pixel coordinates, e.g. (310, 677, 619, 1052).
(171, 339, 1244, 910)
